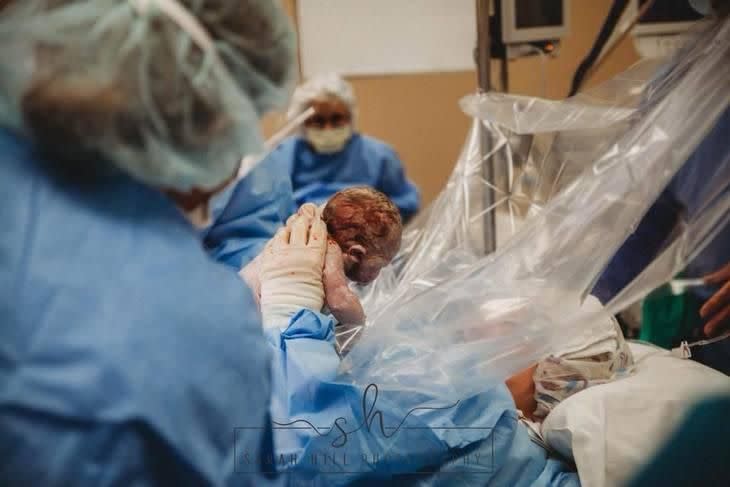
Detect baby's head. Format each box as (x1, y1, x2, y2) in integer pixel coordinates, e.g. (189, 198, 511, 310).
(322, 187, 402, 283)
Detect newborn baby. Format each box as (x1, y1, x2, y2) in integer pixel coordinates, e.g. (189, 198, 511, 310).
(242, 187, 402, 325)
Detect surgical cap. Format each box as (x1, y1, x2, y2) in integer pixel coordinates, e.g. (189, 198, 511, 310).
(0, 0, 296, 191)
(287, 73, 357, 125)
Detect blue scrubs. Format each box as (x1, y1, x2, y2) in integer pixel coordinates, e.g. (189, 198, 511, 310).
(0, 128, 278, 486)
(0, 128, 576, 485)
(201, 156, 296, 269)
(263, 134, 421, 222)
(593, 109, 729, 371)
(265, 310, 579, 486)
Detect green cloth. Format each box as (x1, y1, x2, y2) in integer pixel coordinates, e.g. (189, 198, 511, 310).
(640, 284, 701, 349)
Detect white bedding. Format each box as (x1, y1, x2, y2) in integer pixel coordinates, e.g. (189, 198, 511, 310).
(541, 342, 730, 487)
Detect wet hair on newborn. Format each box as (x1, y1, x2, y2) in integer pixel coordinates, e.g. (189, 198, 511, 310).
(322, 187, 402, 283)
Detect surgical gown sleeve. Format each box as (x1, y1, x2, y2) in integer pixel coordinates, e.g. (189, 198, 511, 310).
(264, 310, 578, 486)
(0, 129, 277, 486)
(592, 108, 730, 304)
(202, 156, 296, 269)
(591, 192, 682, 303)
(375, 145, 421, 223)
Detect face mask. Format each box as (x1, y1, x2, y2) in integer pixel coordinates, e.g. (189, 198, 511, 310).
(305, 125, 352, 154)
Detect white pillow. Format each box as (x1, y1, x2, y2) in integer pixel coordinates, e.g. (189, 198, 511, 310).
(541, 342, 730, 487)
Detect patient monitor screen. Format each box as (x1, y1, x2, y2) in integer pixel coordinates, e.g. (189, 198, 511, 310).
(515, 0, 564, 29)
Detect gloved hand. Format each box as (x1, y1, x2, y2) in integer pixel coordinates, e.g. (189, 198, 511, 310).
(259, 208, 328, 328)
(239, 204, 323, 309)
(285, 202, 318, 224)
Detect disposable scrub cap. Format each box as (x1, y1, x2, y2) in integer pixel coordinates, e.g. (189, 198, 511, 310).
(0, 0, 296, 191)
(286, 73, 357, 125)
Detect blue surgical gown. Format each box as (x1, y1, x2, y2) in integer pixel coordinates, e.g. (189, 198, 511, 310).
(265, 310, 579, 486)
(201, 156, 296, 269)
(262, 134, 421, 222)
(0, 128, 279, 486)
(0, 129, 576, 486)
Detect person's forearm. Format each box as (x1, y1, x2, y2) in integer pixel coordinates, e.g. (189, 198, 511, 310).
(505, 364, 538, 420)
(239, 252, 262, 305)
(592, 191, 683, 303)
(323, 239, 366, 324)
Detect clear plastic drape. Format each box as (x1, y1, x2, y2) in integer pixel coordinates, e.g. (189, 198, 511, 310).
(339, 18, 729, 400)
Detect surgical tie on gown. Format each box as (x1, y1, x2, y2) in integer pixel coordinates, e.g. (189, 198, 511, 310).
(0, 129, 278, 486)
(201, 155, 297, 269)
(263, 134, 421, 222)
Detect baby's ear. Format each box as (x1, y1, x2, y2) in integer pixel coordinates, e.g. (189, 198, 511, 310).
(347, 244, 367, 262)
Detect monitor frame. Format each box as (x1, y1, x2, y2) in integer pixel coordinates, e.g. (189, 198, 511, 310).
(629, 0, 702, 36)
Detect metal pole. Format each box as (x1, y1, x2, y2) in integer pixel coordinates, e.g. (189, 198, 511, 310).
(475, 0, 497, 254)
(476, 0, 491, 93)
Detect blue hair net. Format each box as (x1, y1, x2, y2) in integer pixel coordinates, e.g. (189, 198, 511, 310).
(0, 0, 296, 191)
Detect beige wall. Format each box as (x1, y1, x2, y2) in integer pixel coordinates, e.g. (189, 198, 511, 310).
(271, 0, 640, 205)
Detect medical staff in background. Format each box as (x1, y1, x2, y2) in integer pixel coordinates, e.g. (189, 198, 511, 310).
(0, 1, 331, 484)
(260, 73, 421, 222)
(593, 0, 730, 371)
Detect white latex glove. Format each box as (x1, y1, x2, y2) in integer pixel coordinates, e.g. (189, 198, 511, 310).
(259, 209, 327, 328)
(239, 204, 321, 307)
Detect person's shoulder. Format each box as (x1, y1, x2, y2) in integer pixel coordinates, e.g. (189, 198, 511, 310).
(0, 129, 54, 237)
(259, 135, 307, 169)
(267, 135, 306, 156)
(0, 127, 31, 150)
(357, 134, 399, 160)
(0, 127, 33, 150)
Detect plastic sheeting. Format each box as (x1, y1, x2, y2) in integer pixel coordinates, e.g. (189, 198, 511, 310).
(266, 310, 579, 485)
(339, 18, 729, 400)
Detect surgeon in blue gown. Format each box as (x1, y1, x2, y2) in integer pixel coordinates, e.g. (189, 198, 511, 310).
(0, 129, 579, 485)
(259, 73, 421, 223)
(0, 1, 313, 485)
